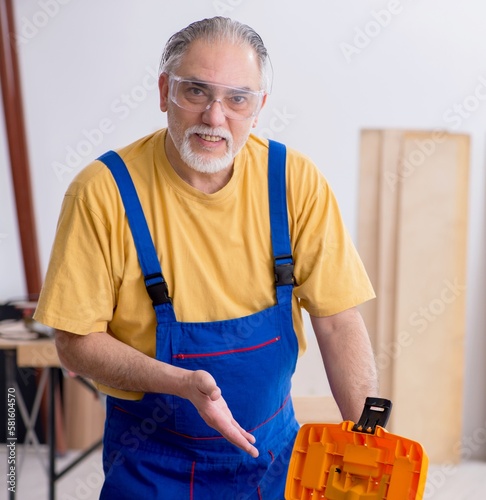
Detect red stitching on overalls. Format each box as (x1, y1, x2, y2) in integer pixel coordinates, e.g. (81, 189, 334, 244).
(113, 405, 130, 414)
(172, 337, 281, 360)
(190, 461, 196, 500)
(257, 486, 263, 500)
(248, 393, 291, 432)
(268, 450, 275, 462)
(164, 428, 226, 441)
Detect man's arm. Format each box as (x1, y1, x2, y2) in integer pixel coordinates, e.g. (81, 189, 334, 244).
(55, 329, 259, 457)
(310, 307, 378, 423)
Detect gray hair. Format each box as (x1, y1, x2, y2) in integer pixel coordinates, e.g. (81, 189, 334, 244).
(159, 17, 272, 92)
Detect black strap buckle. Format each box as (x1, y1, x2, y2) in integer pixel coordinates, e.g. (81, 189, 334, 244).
(352, 397, 393, 434)
(274, 255, 295, 286)
(145, 273, 172, 306)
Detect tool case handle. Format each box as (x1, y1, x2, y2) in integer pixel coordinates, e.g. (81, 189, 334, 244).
(352, 397, 393, 434)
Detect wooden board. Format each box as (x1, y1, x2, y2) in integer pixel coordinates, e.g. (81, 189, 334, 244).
(64, 376, 105, 450)
(392, 131, 469, 460)
(16, 339, 59, 368)
(358, 130, 403, 400)
(358, 130, 469, 463)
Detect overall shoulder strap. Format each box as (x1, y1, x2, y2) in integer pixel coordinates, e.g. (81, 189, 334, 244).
(267, 140, 294, 293)
(97, 150, 172, 307)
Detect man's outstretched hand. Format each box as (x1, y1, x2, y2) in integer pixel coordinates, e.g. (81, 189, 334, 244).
(184, 370, 259, 458)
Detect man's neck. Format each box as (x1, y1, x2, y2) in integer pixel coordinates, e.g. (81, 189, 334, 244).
(171, 162, 234, 194)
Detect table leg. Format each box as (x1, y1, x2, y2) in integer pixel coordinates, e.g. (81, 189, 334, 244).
(48, 367, 57, 500)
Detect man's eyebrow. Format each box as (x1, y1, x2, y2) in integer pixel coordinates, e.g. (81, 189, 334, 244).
(182, 78, 211, 89)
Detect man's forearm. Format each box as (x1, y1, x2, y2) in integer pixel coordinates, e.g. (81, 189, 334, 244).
(311, 307, 378, 423)
(55, 329, 191, 397)
(54, 329, 260, 456)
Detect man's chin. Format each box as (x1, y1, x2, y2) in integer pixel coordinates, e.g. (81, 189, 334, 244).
(181, 151, 233, 174)
(186, 159, 232, 174)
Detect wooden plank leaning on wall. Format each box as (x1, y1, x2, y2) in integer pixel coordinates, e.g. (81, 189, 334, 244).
(358, 129, 469, 464)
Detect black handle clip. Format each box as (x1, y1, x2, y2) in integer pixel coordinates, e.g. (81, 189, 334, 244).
(352, 397, 393, 434)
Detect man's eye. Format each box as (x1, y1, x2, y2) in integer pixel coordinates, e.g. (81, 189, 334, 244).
(188, 87, 205, 97)
(230, 95, 247, 105)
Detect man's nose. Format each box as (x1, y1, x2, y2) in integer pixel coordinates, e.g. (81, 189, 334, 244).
(202, 99, 227, 126)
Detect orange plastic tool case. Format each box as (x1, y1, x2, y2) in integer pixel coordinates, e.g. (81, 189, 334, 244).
(285, 398, 428, 499)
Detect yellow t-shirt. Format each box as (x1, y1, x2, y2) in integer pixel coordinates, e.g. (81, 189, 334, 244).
(34, 130, 374, 399)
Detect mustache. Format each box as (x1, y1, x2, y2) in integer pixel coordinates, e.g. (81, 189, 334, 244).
(184, 125, 232, 142)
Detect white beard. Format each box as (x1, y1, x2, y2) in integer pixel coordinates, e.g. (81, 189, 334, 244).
(178, 125, 250, 174)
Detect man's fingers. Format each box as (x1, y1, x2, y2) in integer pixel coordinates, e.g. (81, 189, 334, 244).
(223, 422, 259, 458)
(243, 442, 259, 458)
(227, 417, 258, 456)
(231, 417, 256, 444)
(239, 432, 259, 458)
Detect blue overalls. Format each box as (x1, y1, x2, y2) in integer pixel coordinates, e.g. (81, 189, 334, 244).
(97, 140, 300, 499)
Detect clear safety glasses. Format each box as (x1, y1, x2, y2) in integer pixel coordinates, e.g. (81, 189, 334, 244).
(168, 74, 265, 121)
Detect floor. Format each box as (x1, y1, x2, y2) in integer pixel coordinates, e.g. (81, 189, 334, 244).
(1, 446, 485, 499)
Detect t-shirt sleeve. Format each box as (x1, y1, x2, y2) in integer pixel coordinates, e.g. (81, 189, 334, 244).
(34, 172, 117, 335)
(288, 154, 375, 316)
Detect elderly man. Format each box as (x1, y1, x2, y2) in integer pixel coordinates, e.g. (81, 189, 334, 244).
(35, 16, 377, 499)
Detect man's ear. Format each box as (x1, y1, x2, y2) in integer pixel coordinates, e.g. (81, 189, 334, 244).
(252, 93, 268, 128)
(159, 73, 170, 112)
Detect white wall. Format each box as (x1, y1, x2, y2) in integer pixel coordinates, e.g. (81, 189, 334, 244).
(0, 94, 27, 300)
(1, 0, 485, 459)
